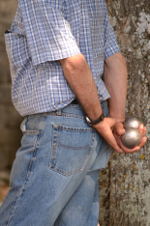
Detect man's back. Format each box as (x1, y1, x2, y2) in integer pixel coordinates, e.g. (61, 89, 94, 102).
(4, 0, 119, 116)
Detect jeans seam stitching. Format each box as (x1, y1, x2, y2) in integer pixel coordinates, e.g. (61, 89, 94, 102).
(7, 132, 41, 226)
(53, 123, 92, 132)
(50, 126, 58, 168)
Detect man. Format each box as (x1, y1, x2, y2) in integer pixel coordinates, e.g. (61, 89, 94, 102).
(0, 0, 147, 225)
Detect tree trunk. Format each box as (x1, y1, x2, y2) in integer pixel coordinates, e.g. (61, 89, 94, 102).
(100, 0, 150, 225)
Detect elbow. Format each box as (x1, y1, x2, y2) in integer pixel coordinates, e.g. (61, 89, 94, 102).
(105, 52, 127, 65)
(119, 54, 128, 78)
(105, 53, 128, 76)
(114, 53, 127, 69)
(59, 54, 87, 74)
(118, 53, 127, 67)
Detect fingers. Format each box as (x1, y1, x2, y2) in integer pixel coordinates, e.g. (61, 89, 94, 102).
(102, 133, 123, 153)
(94, 117, 147, 154)
(136, 136, 147, 150)
(114, 122, 125, 136)
(139, 124, 147, 137)
(97, 124, 123, 153)
(116, 135, 147, 153)
(123, 124, 147, 153)
(115, 135, 136, 153)
(114, 122, 147, 153)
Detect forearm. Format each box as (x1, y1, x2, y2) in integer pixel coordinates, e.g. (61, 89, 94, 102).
(59, 54, 103, 121)
(104, 53, 128, 122)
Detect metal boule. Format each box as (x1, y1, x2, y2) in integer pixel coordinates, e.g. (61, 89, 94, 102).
(121, 128, 142, 149)
(124, 117, 141, 130)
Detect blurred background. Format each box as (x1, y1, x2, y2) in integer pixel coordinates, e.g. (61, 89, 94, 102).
(0, 0, 22, 205)
(0, 0, 150, 225)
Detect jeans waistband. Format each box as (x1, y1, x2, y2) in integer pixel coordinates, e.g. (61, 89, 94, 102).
(22, 100, 109, 133)
(29, 99, 109, 118)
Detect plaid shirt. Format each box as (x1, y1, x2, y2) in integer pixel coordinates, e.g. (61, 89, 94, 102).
(4, 0, 120, 116)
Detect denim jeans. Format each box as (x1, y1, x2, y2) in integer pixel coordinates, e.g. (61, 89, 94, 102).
(0, 101, 113, 226)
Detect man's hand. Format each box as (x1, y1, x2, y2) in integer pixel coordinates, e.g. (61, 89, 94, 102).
(93, 119, 147, 153)
(113, 122, 147, 153)
(93, 117, 123, 153)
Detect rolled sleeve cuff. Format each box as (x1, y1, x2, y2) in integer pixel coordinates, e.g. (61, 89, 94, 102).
(104, 43, 120, 59)
(31, 34, 81, 66)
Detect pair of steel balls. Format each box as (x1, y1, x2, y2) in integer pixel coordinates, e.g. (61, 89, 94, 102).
(120, 117, 142, 149)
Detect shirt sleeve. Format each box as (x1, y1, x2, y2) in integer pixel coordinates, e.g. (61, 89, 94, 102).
(104, 2, 120, 59)
(20, 1, 81, 66)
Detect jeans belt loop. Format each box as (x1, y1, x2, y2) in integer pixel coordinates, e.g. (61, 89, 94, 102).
(55, 109, 62, 116)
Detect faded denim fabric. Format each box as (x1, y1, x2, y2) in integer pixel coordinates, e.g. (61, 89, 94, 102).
(0, 101, 113, 226)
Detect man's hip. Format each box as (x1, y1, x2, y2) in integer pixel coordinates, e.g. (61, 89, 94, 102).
(0, 101, 112, 225)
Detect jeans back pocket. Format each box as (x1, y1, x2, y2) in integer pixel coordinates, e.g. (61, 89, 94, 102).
(48, 123, 95, 176)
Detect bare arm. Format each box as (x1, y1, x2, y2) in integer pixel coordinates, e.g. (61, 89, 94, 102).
(60, 53, 147, 153)
(103, 53, 147, 152)
(60, 54, 123, 153)
(60, 54, 103, 121)
(104, 53, 128, 122)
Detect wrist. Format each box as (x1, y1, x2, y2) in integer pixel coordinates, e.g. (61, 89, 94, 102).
(113, 118, 125, 123)
(85, 113, 105, 127)
(109, 109, 125, 122)
(109, 114, 125, 123)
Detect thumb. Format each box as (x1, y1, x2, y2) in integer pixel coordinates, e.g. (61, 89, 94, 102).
(114, 122, 125, 136)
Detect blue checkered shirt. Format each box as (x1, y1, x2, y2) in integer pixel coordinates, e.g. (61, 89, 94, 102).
(5, 0, 120, 116)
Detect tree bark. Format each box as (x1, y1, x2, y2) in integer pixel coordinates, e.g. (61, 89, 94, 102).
(100, 0, 150, 225)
